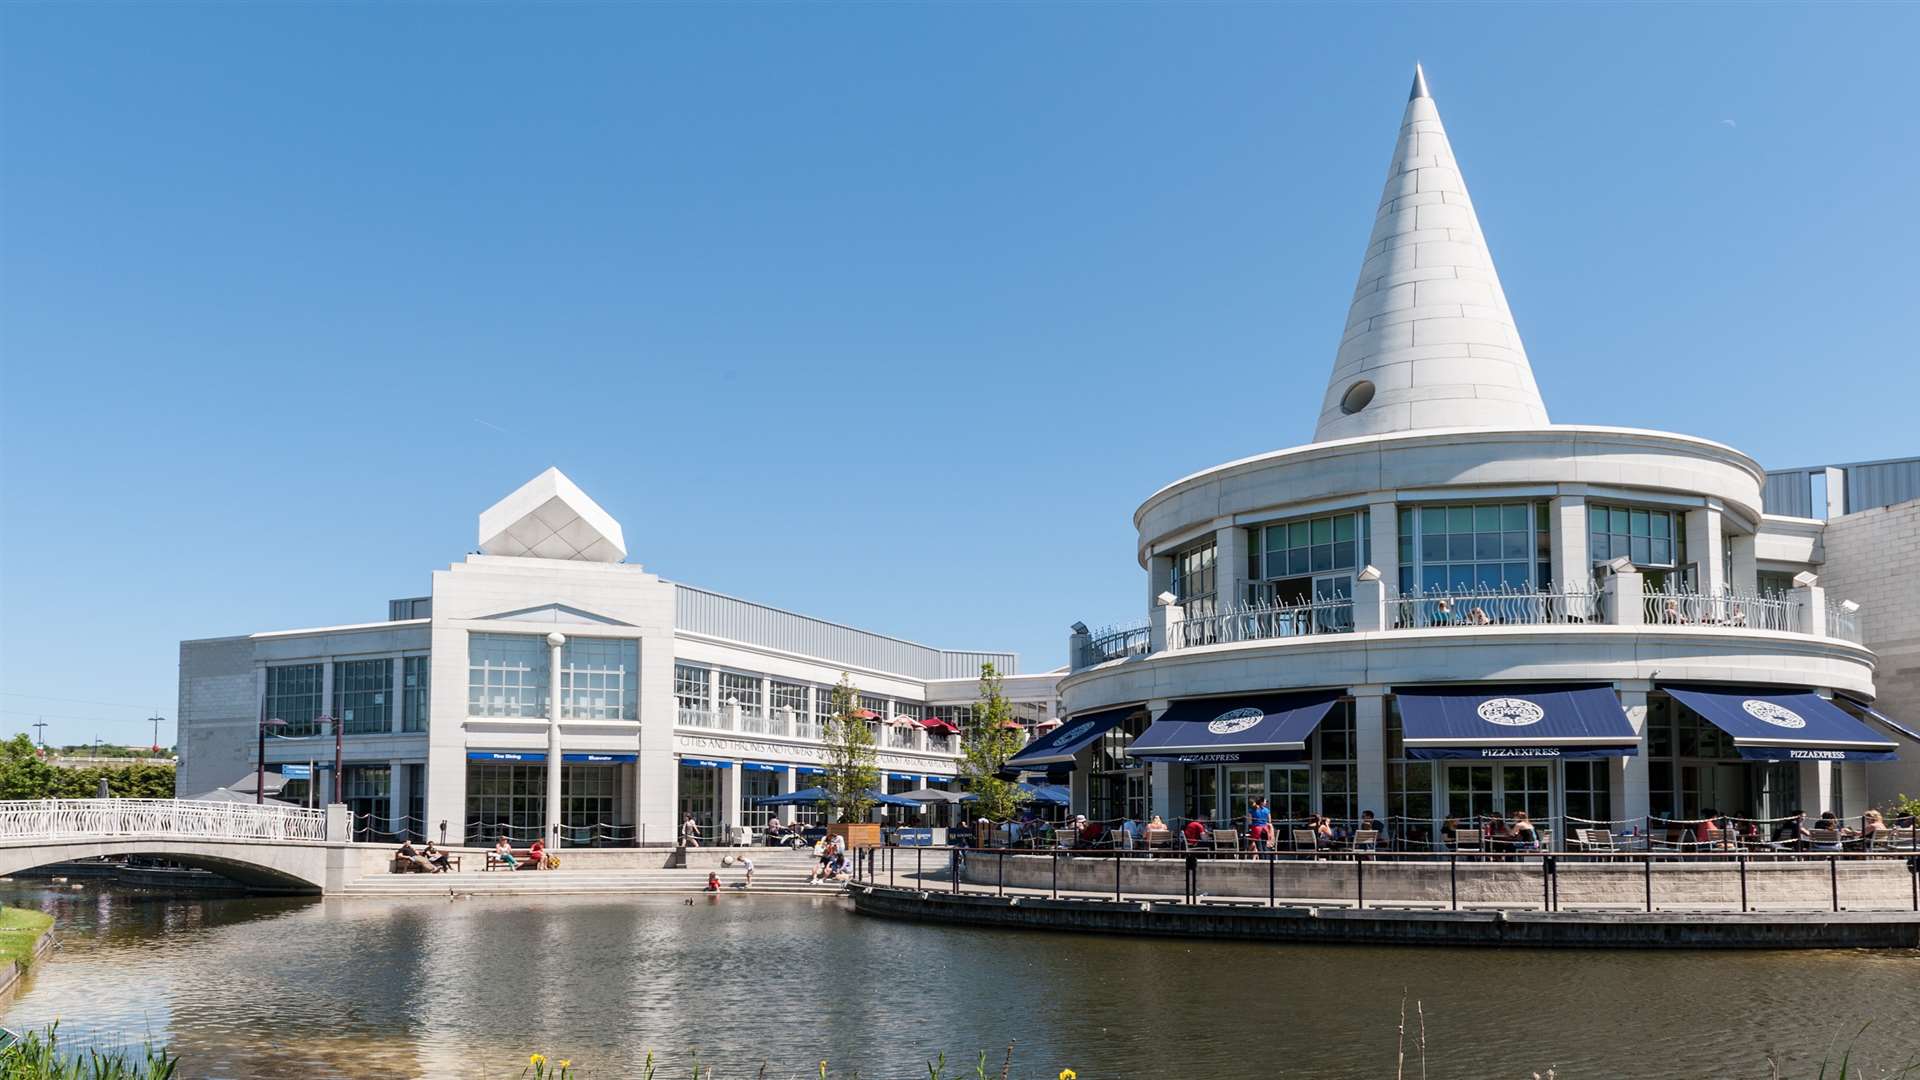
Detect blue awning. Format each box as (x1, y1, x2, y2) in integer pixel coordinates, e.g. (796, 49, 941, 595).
(1396, 685, 1638, 761)
(469, 750, 544, 763)
(753, 786, 832, 807)
(679, 757, 730, 769)
(795, 766, 827, 777)
(1126, 691, 1341, 764)
(564, 753, 636, 764)
(888, 772, 918, 782)
(742, 761, 786, 773)
(1667, 688, 1899, 762)
(1840, 696, 1920, 743)
(1006, 705, 1140, 770)
(960, 782, 1070, 807)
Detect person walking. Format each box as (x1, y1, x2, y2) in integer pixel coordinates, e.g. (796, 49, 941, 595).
(681, 812, 702, 848)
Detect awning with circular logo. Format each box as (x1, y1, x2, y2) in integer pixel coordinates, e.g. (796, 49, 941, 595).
(1005, 705, 1142, 770)
(1396, 684, 1638, 761)
(1125, 691, 1343, 765)
(1665, 687, 1898, 762)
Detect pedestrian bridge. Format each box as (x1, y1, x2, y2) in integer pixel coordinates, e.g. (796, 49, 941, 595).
(0, 799, 390, 894)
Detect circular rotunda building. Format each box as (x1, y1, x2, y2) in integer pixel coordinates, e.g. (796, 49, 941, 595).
(1014, 67, 1906, 846)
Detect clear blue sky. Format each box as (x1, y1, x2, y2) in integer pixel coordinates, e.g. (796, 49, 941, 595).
(3, 4, 1915, 748)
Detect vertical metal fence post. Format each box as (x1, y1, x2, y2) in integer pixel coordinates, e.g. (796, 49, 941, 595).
(997, 850, 1005, 898)
(1355, 854, 1364, 911)
(1052, 851, 1059, 900)
(1738, 855, 1748, 913)
(1830, 855, 1840, 913)
(889, 848, 895, 889)
(1644, 855, 1653, 913)
(917, 846, 923, 886)
(1450, 853, 1458, 911)
(1269, 853, 1276, 908)
(1910, 856, 1918, 912)
(1541, 856, 1549, 912)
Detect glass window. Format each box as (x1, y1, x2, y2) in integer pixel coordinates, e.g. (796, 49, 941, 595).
(1563, 761, 1612, 824)
(1269, 766, 1312, 824)
(265, 663, 325, 737)
(1256, 513, 1361, 596)
(1184, 767, 1219, 825)
(1169, 540, 1218, 619)
(401, 656, 430, 733)
(1446, 765, 1494, 822)
(771, 681, 811, 734)
(405, 763, 425, 842)
(562, 764, 619, 843)
(719, 672, 763, 717)
(742, 769, 782, 830)
(857, 694, 888, 720)
(467, 634, 549, 718)
(466, 763, 545, 844)
(344, 764, 393, 839)
(1500, 764, 1552, 822)
(1589, 504, 1682, 570)
(674, 664, 711, 719)
(333, 658, 393, 735)
(561, 638, 638, 720)
(1315, 700, 1357, 822)
(1404, 502, 1545, 595)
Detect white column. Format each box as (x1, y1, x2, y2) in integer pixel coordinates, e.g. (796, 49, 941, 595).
(1352, 567, 1385, 632)
(1352, 686, 1387, 820)
(1683, 506, 1725, 596)
(388, 655, 404, 734)
(783, 766, 797, 824)
(1790, 572, 1826, 638)
(1603, 567, 1644, 626)
(546, 633, 565, 849)
(390, 758, 410, 839)
(1727, 532, 1758, 596)
(1146, 700, 1174, 821)
(1146, 553, 1174, 611)
(760, 675, 774, 735)
(1367, 501, 1398, 589)
(722, 760, 743, 838)
(1799, 761, 1834, 815)
(1215, 525, 1248, 609)
(1616, 684, 1651, 826)
(1549, 494, 1590, 607)
(319, 659, 337, 802)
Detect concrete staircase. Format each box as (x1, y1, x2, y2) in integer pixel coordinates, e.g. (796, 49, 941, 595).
(338, 850, 839, 897)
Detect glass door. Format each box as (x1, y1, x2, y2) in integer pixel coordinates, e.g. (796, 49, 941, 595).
(1445, 765, 1495, 823)
(677, 764, 717, 837)
(1226, 766, 1266, 827)
(1184, 767, 1219, 825)
(742, 769, 781, 830)
(1269, 766, 1311, 825)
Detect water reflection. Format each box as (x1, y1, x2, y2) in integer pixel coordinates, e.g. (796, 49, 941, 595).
(2, 882, 1916, 1079)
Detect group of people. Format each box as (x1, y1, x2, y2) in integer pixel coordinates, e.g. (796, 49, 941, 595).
(808, 832, 849, 884)
(1439, 811, 1542, 851)
(393, 839, 453, 873)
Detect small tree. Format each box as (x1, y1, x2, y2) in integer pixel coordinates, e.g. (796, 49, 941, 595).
(959, 662, 1025, 824)
(821, 674, 878, 823)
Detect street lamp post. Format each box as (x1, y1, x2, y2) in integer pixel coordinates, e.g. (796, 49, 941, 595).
(256, 716, 287, 805)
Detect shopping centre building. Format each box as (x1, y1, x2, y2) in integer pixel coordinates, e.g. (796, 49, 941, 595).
(178, 67, 1917, 847)
(177, 467, 1062, 844)
(1012, 67, 1919, 840)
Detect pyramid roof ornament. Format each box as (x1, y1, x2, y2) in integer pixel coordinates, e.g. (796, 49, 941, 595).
(1311, 65, 1550, 443)
(477, 467, 627, 563)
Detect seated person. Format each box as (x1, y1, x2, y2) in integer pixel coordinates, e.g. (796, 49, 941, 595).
(1485, 814, 1514, 848)
(1860, 809, 1889, 843)
(1144, 815, 1170, 842)
(524, 838, 547, 870)
(1182, 818, 1209, 848)
(1509, 811, 1541, 851)
(422, 841, 451, 872)
(1440, 817, 1459, 847)
(1693, 811, 1723, 850)
(491, 835, 517, 869)
(395, 840, 435, 873)
(1119, 818, 1142, 850)
(763, 817, 792, 846)
(1312, 815, 1335, 848)
(1466, 606, 1492, 626)
(1773, 813, 1809, 845)
(1354, 810, 1383, 849)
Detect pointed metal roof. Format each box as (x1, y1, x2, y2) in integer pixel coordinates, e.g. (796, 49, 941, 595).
(1311, 65, 1549, 442)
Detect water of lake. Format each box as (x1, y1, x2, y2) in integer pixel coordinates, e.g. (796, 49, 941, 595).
(3, 882, 1917, 1079)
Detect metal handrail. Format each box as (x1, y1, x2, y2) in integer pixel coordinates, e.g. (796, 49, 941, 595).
(1390, 583, 1599, 629)
(1179, 595, 1353, 647)
(0, 798, 328, 843)
(1642, 585, 1801, 632)
(1084, 622, 1151, 665)
(1826, 605, 1865, 644)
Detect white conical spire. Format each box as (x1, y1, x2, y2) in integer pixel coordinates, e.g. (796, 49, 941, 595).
(1312, 64, 1549, 442)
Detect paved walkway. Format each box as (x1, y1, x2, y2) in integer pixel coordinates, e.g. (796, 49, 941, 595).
(342, 851, 841, 897)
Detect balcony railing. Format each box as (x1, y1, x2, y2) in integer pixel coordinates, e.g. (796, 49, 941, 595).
(1391, 584, 1599, 630)
(1083, 622, 1151, 666)
(1827, 605, 1864, 645)
(677, 707, 728, 731)
(886, 726, 918, 750)
(1643, 585, 1801, 633)
(1178, 595, 1354, 647)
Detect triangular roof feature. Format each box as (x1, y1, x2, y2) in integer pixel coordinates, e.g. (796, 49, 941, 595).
(1312, 64, 1550, 442)
(477, 468, 627, 562)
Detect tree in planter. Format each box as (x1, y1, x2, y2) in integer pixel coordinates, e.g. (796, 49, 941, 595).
(959, 662, 1025, 824)
(821, 674, 879, 823)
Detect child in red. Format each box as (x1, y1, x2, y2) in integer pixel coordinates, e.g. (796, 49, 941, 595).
(705, 872, 720, 892)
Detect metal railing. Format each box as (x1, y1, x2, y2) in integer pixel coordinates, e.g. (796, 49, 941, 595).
(1643, 585, 1801, 632)
(1083, 621, 1151, 666)
(1827, 605, 1865, 645)
(886, 727, 918, 750)
(676, 707, 729, 731)
(0, 799, 328, 843)
(1390, 583, 1599, 629)
(1178, 594, 1353, 647)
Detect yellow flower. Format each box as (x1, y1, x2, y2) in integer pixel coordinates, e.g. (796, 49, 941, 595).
(558, 1062, 570, 1070)
(531, 1053, 546, 1066)
(1060, 1070, 1078, 1080)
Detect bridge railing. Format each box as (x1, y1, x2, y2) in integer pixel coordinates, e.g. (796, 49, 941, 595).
(0, 799, 329, 843)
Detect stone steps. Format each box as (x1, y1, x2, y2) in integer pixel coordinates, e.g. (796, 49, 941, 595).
(339, 867, 841, 897)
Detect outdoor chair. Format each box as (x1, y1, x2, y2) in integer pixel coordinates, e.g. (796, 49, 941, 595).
(1810, 828, 1843, 852)
(1352, 829, 1379, 856)
(1574, 827, 1615, 854)
(1143, 828, 1173, 852)
(1210, 829, 1240, 857)
(1291, 828, 1318, 853)
(1452, 828, 1483, 854)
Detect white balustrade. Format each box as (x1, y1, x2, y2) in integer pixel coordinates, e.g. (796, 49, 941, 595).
(0, 799, 328, 843)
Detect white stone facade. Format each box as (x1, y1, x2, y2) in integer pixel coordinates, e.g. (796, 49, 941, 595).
(178, 470, 1059, 847)
(1054, 68, 1913, 839)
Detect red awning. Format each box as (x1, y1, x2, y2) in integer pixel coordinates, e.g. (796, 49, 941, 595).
(922, 718, 960, 735)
